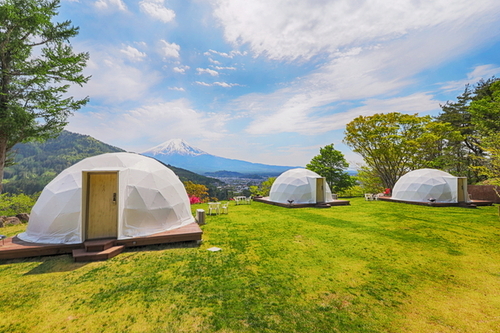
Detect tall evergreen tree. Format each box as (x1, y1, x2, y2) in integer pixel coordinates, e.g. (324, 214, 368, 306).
(435, 77, 500, 183)
(0, 0, 89, 193)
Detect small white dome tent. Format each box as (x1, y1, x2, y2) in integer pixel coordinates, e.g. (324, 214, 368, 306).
(269, 168, 334, 204)
(391, 168, 468, 203)
(18, 153, 195, 244)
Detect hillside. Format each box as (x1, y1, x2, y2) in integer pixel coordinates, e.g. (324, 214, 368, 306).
(3, 131, 222, 195)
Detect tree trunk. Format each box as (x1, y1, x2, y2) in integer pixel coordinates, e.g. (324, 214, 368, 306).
(0, 134, 8, 194)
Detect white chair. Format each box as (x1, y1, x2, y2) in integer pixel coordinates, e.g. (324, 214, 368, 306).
(220, 202, 229, 214)
(332, 194, 338, 200)
(208, 202, 220, 215)
(245, 196, 252, 204)
(364, 193, 374, 201)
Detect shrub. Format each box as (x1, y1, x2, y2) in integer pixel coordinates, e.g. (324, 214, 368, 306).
(0, 193, 36, 216)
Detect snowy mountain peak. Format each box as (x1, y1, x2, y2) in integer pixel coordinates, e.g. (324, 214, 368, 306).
(141, 139, 208, 156)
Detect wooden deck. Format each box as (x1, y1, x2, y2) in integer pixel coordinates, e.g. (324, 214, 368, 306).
(0, 222, 202, 261)
(253, 197, 350, 208)
(377, 196, 494, 208)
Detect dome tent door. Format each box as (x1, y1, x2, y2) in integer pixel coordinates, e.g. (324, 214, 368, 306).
(316, 177, 325, 203)
(84, 171, 118, 240)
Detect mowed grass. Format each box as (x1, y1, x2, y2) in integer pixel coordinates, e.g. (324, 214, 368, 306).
(0, 198, 499, 332)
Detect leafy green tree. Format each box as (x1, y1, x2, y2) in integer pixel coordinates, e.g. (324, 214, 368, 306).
(0, 0, 89, 193)
(306, 144, 355, 193)
(249, 177, 276, 197)
(344, 112, 460, 189)
(355, 165, 384, 194)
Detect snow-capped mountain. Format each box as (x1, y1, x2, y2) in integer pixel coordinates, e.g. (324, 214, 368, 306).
(141, 139, 297, 176)
(142, 139, 207, 156)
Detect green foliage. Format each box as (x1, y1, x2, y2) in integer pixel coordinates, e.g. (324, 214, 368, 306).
(337, 184, 364, 197)
(435, 77, 500, 183)
(0, 193, 36, 216)
(183, 181, 209, 202)
(344, 112, 461, 188)
(355, 165, 384, 193)
(249, 176, 276, 197)
(0, 0, 89, 193)
(306, 143, 355, 193)
(469, 80, 500, 136)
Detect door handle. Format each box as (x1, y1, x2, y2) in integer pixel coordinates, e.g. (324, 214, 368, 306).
(113, 193, 116, 203)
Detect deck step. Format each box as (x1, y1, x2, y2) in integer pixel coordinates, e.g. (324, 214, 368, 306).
(72, 245, 125, 262)
(84, 239, 116, 252)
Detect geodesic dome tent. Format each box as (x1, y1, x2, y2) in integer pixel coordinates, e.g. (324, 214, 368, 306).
(391, 168, 468, 203)
(269, 168, 334, 204)
(18, 153, 195, 244)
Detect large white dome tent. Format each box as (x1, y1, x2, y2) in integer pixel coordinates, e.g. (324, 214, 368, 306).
(269, 168, 334, 204)
(391, 168, 469, 203)
(18, 153, 195, 244)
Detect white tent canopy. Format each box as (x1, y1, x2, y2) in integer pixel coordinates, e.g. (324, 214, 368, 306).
(269, 168, 334, 204)
(18, 153, 195, 244)
(391, 168, 468, 203)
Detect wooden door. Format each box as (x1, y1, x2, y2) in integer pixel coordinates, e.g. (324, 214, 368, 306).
(457, 177, 467, 202)
(316, 178, 325, 203)
(86, 172, 118, 240)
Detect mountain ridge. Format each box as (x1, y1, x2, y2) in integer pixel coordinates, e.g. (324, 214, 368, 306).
(141, 138, 299, 176)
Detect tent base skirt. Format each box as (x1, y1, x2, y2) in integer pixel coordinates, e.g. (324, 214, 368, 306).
(377, 196, 494, 208)
(0, 222, 202, 261)
(253, 197, 350, 208)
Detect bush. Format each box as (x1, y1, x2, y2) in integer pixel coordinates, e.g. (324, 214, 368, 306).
(0, 193, 36, 216)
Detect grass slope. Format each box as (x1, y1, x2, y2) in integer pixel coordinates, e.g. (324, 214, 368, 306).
(0, 198, 499, 332)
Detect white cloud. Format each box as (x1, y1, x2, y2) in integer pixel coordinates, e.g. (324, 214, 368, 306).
(139, 0, 175, 23)
(195, 81, 211, 87)
(245, 92, 441, 135)
(214, 66, 236, 70)
(169, 87, 185, 92)
(173, 65, 190, 74)
(120, 45, 146, 62)
(212, 0, 500, 137)
(439, 65, 500, 92)
(208, 58, 221, 65)
(212, 0, 498, 61)
(205, 49, 247, 58)
(67, 99, 227, 151)
(214, 82, 239, 88)
(197, 68, 219, 76)
(94, 0, 126, 11)
(74, 45, 161, 103)
(195, 81, 240, 88)
(159, 40, 180, 59)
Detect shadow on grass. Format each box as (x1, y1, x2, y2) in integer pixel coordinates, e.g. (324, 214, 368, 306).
(15, 241, 201, 275)
(22, 255, 89, 275)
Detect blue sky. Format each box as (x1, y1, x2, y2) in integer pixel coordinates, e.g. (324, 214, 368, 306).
(61, 0, 500, 168)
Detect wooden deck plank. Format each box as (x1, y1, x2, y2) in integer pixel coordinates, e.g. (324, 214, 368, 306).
(0, 222, 203, 261)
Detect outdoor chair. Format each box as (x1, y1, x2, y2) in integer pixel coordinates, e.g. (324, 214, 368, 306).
(208, 202, 220, 215)
(364, 193, 374, 201)
(220, 202, 229, 214)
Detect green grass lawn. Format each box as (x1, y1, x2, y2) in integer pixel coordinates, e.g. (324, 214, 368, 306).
(1, 198, 499, 332)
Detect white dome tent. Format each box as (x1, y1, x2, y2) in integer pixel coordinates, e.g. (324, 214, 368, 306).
(269, 168, 334, 204)
(391, 168, 469, 203)
(18, 153, 195, 244)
